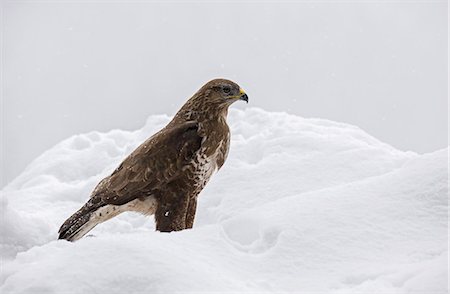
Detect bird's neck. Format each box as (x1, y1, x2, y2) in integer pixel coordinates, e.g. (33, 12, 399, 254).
(171, 99, 229, 126)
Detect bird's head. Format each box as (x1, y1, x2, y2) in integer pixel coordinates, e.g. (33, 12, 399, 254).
(174, 78, 248, 122)
(195, 78, 249, 107)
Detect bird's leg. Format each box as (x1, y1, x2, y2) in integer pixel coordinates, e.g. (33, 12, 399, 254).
(185, 196, 197, 229)
(155, 188, 190, 232)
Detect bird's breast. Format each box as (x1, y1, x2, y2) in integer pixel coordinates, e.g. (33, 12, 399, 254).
(190, 148, 218, 190)
(188, 137, 228, 193)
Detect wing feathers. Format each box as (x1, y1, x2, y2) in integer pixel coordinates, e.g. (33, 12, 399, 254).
(93, 121, 202, 206)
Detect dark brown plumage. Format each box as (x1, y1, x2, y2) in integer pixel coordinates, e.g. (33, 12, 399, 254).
(58, 78, 248, 241)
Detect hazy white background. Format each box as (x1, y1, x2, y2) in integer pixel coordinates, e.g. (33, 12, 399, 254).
(1, 0, 448, 187)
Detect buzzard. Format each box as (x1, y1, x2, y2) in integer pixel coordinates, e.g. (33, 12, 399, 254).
(58, 79, 248, 241)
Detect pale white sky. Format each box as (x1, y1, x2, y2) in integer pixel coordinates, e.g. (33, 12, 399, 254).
(1, 0, 448, 187)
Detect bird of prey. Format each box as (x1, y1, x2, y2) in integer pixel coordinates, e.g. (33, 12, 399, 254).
(58, 79, 248, 241)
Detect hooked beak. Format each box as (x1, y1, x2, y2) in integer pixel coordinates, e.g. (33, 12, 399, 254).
(238, 88, 249, 103)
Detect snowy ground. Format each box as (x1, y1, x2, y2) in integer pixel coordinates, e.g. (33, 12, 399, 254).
(1, 108, 448, 293)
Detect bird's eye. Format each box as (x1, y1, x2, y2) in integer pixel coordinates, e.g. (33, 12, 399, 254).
(222, 86, 231, 94)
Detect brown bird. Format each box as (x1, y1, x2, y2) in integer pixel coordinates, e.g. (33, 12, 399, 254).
(58, 79, 248, 241)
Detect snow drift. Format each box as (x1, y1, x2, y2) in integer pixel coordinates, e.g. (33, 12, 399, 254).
(1, 108, 448, 293)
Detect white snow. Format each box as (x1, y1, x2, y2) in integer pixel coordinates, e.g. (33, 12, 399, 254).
(1, 108, 448, 293)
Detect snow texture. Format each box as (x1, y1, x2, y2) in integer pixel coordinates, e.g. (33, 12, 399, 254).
(1, 108, 448, 293)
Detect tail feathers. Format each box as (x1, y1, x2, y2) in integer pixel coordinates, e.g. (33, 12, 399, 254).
(58, 198, 104, 241)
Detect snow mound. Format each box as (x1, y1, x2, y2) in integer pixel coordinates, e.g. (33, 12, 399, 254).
(1, 108, 448, 293)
